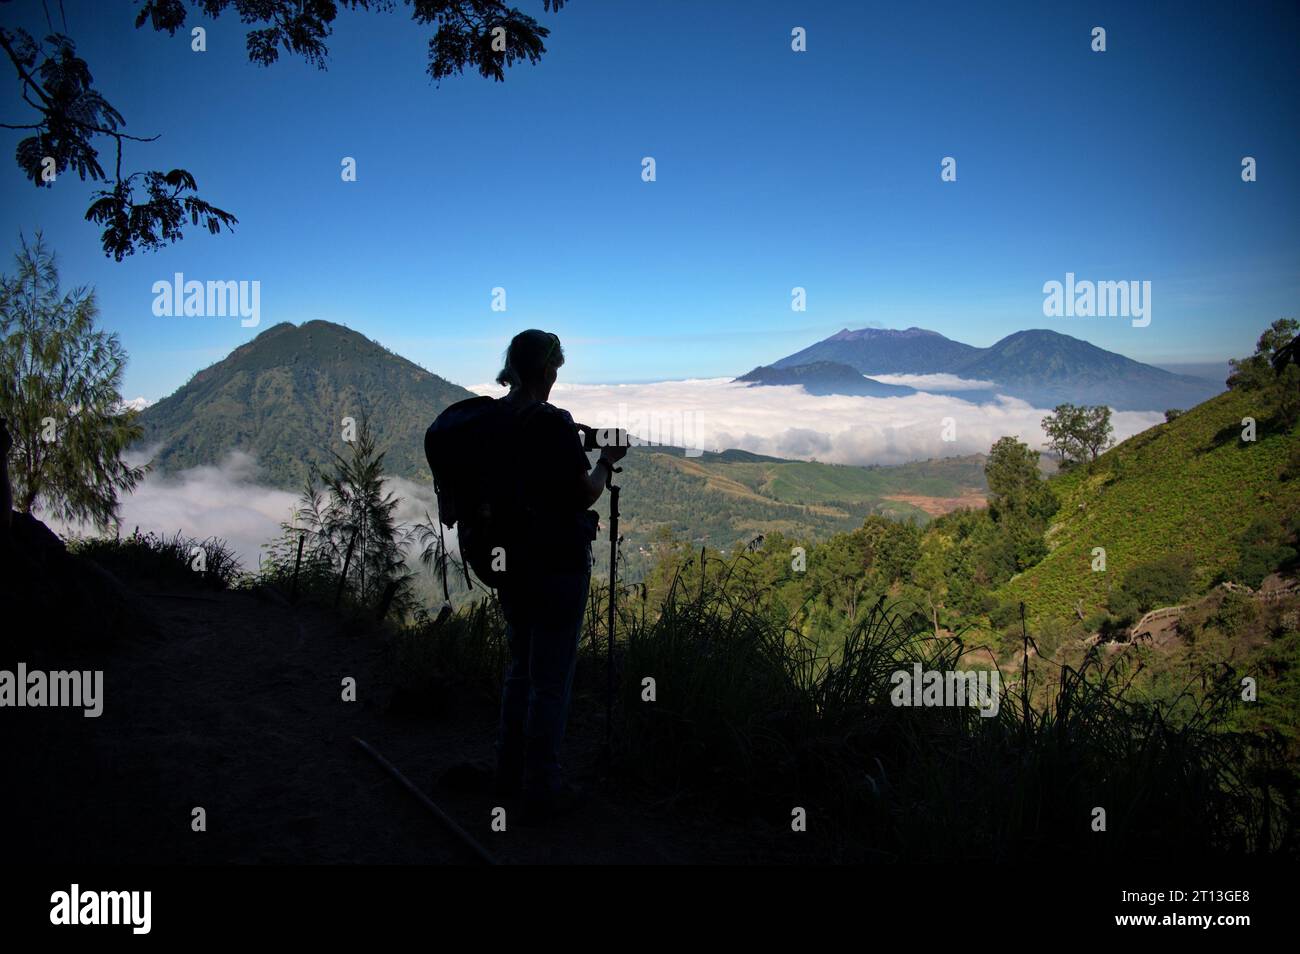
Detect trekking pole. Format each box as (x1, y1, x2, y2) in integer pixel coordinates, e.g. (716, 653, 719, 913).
(604, 460, 622, 758)
(334, 527, 359, 609)
(436, 518, 450, 604)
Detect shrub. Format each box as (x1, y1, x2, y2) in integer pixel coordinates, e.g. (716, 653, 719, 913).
(984, 596, 1020, 629)
(1097, 614, 1132, 641)
(1233, 518, 1298, 588)
(1110, 552, 1195, 619)
(1212, 591, 1257, 636)
(1281, 442, 1300, 482)
(69, 528, 242, 589)
(1082, 609, 1110, 633)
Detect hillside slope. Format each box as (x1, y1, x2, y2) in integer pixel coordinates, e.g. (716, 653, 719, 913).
(1000, 387, 1299, 620)
(957, 329, 1218, 410)
(604, 450, 989, 579)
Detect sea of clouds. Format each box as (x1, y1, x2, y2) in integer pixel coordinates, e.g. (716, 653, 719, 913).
(473, 377, 1163, 466)
(56, 380, 1161, 564)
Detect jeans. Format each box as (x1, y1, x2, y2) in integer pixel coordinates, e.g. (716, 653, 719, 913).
(495, 548, 592, 798)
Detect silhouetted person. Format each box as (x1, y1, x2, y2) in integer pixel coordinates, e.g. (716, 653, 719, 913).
(493, 330, 626, 822)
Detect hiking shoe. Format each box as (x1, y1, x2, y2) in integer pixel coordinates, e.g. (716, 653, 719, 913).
(519, 781, 586, 826)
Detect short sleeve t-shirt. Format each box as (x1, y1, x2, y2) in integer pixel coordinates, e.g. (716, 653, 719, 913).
(513, 402, 594, 573)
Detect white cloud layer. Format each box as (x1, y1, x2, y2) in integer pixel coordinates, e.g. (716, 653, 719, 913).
(871, 373, 1000, 391)
(51, 451, 442, 572)
(473, 378, 1163, 467)
(48, 451, 297, 570)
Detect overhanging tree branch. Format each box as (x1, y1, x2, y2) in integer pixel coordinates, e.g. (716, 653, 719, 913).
(4, 2, 567, 258)
(1, 26, 234, 259)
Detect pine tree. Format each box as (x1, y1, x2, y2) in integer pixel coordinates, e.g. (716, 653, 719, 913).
(0, 233, 145, 528)
(286, 418, 410, 611)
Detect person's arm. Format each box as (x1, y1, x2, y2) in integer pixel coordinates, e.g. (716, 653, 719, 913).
(560, 412, 627, 508)
(582, 453, 618, 508)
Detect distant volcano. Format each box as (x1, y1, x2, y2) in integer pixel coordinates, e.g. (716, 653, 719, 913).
(768, 326, 1220, 411)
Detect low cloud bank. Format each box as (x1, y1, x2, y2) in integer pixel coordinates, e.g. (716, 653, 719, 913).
(50, 451, 442, 572)
(871, 373, 999, 391)
(47, 451, 297, 570)
(474, 378, 1163, 466)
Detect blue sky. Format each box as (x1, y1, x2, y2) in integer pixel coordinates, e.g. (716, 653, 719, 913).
(2, 0, 1298, 400)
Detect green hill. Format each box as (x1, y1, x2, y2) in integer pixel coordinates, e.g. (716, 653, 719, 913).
(137, 320, 476, 487)
(999, 387, 1299, 620)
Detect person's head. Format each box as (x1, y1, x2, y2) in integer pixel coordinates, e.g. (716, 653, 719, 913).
(496, 329, 564, 400)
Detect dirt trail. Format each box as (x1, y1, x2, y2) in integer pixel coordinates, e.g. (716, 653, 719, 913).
(4, 580, 798, 865)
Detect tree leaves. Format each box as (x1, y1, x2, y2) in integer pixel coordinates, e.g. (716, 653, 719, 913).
(3, 30, 119, 186)
(1, 27, 237, 259)
(0, 232, 146, 529)
(293, 416, 411, 607)
(133, 1, 566, 80)
(9, 2, 566, 258)
(1041, 404, 1114, 469)
(84, 170, 238, 261)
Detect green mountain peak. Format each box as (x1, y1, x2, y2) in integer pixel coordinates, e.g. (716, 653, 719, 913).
(137, 320, 476, 488)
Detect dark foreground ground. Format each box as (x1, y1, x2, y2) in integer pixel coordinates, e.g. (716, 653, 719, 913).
(2, 575, 811, 865)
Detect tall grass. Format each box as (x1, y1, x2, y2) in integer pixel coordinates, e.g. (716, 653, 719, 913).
(70, 528, 243, 590)
(617, 560, 1295, 862)
(256, 542, 341, 604)
(389, 597, 507, 714)
(381, 551, 1291, 860)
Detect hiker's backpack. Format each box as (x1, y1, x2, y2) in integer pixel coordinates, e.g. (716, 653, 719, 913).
(424, 396, 542, 588)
